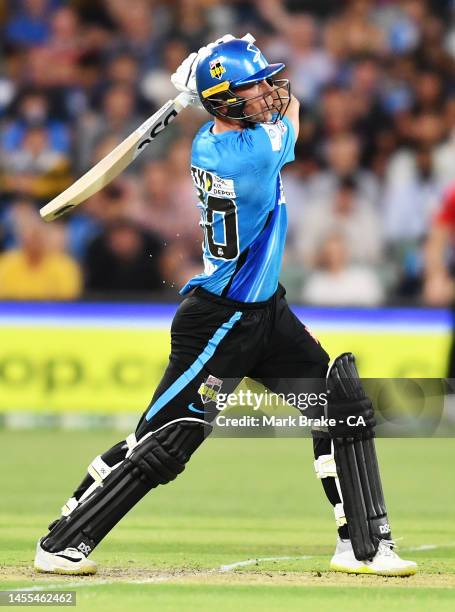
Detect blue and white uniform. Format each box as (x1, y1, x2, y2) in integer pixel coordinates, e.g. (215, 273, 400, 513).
(181, 116, 296, 302)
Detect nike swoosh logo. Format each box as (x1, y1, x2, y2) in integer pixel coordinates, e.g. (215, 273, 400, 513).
(55, 554, 83, 562)
(188, 403, 205, 414)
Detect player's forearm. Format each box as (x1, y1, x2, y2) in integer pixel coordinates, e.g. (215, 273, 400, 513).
(284, 93, 299, 138)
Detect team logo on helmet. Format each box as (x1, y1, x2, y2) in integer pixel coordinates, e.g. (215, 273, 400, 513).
(209, 58, 226, 80)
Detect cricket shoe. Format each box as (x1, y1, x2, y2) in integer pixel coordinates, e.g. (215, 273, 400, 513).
(330, 538, 417, 576)
(34, 539, 97, 575)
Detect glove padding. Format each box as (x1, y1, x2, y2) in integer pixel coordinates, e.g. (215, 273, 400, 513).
(171, 33, 255, 106)
(171, 52, 201, 106)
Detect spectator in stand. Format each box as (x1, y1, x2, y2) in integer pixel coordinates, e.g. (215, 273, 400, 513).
(414, 9, 455, 80)
(346, 56, 391, 169)
(1, 88, 70, 154)
(413, 70, 444, 114)
(91, 52, 150, 116)
(0, 198, 42, 250)
(0, 125, 72, 203)
(302, 232, 384, 306)
(103, 0, 163, 73)
(423, 182, 455, 376)
(318, 86, 355, 136)
(139, 147, 200, 247)
(298, 176, 382, 268)
(36, 6, 84, 88)
(310, 132, 379, 206)
(5, 0, 51, 48)
(383, 143, 442, 244)
(168, 0, 211, 51)
(376, 0, 425, 56)
(258, 2, 335, 104)
(0, 208, 82, 300)
(323, 0, 387, 59)
(84, 218, 165, 295)
(382, 111, 446, 295)
(75, 83, 141, 172)
(141, 38, 190, 108)
(0, 46, 22, 117)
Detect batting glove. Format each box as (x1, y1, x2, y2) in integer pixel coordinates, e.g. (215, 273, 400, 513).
(171, 33, 256, 106)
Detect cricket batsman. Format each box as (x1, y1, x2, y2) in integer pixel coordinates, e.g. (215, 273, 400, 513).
(34, 35, 416, 577)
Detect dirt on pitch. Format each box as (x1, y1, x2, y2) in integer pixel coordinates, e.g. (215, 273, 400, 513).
(2, 565, 455, 589)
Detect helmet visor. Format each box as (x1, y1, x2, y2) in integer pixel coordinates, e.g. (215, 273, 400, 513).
(231, 63, 285, 88)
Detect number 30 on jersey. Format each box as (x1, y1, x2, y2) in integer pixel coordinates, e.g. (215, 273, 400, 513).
(191, 165, 239, 261)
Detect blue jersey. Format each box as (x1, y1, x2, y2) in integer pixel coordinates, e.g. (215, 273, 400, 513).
(180, 116, 296, 302)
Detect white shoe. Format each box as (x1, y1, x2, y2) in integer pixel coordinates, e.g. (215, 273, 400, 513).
(34, 539, 97, 575)
(330, 538, 417, 576)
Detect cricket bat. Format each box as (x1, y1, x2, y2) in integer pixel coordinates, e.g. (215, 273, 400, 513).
(40, 92, 191, 222)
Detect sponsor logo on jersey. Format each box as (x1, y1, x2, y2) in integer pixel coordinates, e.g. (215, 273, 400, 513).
(198, 375, 223, 404)
(209, 59, 226, 79)
(191, 165, 236, 199)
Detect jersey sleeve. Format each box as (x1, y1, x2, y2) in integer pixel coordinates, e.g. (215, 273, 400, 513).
(436, 185, 455, 228)
(242, 116, 296, 177)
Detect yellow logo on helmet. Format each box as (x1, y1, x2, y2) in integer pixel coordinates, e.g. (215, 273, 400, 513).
(201, 80, 230, 99)
(209, 58, 226, 80)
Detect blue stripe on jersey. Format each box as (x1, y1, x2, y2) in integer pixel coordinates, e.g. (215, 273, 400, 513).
(145, 310, 242, 421)
(226, 198, 287, 301)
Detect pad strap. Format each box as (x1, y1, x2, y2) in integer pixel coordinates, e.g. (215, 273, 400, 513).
(334, 502, 347, 527)
(61, 496, 78, 517)
(62, 445, 128, 517)
(314, 454, 337, 479)
(314, 441, 346, 526)
(125, 433, 138, 457)
(88, 456, 112, 483)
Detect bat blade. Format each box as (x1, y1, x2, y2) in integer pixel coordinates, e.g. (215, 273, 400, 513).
(40, 93, 190, 222)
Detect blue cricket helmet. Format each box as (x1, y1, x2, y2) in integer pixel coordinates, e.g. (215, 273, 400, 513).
(196, 39, 290, 124)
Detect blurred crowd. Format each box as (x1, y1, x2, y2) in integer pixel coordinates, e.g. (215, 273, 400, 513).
(0, 0, 454, 305)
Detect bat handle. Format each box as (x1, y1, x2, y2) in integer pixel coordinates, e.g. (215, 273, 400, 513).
(174, 91, 197, 110)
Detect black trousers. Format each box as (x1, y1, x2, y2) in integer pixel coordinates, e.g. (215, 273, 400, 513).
(73, 286, 343, 528)
(134, 285, 330, 435)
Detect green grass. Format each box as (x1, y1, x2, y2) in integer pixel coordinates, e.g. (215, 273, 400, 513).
(1, 431, 454, 610)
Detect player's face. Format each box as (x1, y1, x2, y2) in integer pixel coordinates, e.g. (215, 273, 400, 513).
(235, 80, 275, 123)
